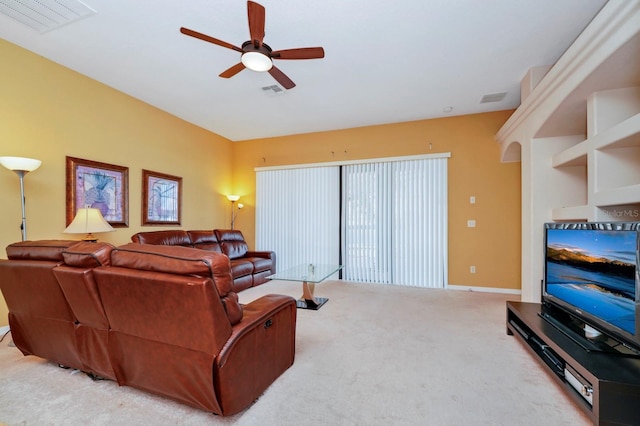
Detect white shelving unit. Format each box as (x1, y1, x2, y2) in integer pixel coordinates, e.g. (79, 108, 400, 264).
(551, 88, 640, 222)
(495, 0, 640, 303)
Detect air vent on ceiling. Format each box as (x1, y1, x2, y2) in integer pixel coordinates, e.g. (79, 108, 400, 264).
(0, 0, 96, 33)
(480, 92, 507, 103)
(262, 85, 285, 97)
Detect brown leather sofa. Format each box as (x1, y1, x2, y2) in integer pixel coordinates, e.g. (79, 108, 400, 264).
(53, 241, 117, 380)
(0, 240, 93, 374)
(130, 229, 276, 292)
(0, 240, 296, 416)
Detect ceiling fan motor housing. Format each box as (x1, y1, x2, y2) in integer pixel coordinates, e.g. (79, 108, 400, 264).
(241, 41, 273, 71)
(242, 40, 272, 55)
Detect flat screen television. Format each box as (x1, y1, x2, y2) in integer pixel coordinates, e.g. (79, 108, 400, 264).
(542, 222, 640, 353)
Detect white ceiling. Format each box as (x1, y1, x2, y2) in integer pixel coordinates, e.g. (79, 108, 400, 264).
(0, 0, 608, 141)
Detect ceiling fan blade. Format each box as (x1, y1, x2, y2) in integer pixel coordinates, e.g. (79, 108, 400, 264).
(247, 1, 265, 47)
(272, 47, 325, 60)
(268, 65, 296, 90)
(180, 27, 242, 53)
(219, 62, 246, 78)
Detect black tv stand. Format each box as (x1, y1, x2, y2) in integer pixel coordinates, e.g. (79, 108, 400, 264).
(538, 307, 640, 358)
(507, 301, 640, 425)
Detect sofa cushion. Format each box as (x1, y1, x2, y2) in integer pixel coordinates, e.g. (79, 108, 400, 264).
(215, 230, 248, 259)
(112, 243, 234, 298)
(229, 259, 253, 278)
(130, 230, 192, 247)
(252, 270, 272, 286)
(61, 242, 114, 268)
(187, 230, 223, 253)
(7, 240, 80, 261)
(231, 274, 253, 292)
(248, 257, 272, 273)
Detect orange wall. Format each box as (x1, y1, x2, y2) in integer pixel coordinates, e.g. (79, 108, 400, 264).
(0, 38, 521, 327)
(0, 39, 233, 326)
(231, 111, 521, 290)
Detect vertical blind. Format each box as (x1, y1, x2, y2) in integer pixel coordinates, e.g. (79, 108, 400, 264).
(256, 155, 448, 288)
(341, 162, 394, 283)
(341, 158, 448, 287)
(256, 167, 340, 271)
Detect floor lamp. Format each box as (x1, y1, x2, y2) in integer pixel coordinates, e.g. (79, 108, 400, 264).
(227, 195, 244, 230)
(0, 156, 42, 241)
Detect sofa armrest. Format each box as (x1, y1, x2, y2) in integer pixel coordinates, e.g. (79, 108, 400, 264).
(246, 250, 274, 259)
(246, 251, 276, 273)
(217, 294, 295, 367)
(214, 293, 296, 415)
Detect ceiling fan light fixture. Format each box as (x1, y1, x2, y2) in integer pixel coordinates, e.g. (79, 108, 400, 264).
(241, 51, 272, 72)
(180, 2, 323, 88)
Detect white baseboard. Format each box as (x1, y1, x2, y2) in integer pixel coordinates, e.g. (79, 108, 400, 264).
(0, 325, 9, 336)
(447, 284, 521, 295)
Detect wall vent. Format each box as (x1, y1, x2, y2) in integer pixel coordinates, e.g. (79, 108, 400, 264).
(480, 92, 507, 103)
(0, 0, 96, 33)
(262, 85, 285, 96)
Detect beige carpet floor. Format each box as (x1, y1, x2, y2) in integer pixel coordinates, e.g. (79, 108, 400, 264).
(0, 280, 591, 425)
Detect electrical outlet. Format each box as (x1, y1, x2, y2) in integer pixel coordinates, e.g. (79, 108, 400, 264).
(470, 266, 476, 273)
(467, 220, 476, 228)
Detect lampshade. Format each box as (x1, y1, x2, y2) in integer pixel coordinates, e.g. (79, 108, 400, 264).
(227, 194, 240, 202)
(0, 156, 42, 172)
(0, 156, 42, 241)
(64, 208, 115, 241)
(241, 51, 273, 72)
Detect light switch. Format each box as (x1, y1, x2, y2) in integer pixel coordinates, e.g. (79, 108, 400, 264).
(467, 220, 476, 228)
(470, 196, 476, 204)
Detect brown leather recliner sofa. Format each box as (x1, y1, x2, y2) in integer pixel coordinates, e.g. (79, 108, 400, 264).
(0, 240, 103, 375)
(0, 240, 296, 416)
(130, 229, 275, 292)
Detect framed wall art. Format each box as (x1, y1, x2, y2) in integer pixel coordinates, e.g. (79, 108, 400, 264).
(66, 156, 129, 227)
(142, 169, 182, 225)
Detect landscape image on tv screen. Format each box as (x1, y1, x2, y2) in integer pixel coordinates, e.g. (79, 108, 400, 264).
(546, 228, 637, 335)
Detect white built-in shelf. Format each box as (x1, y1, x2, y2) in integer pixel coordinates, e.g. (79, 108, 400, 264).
(552, 144, 587, 167)
(551, 205, 594, 222)
(551, 113, 640, 168)
(549, 87, 640, 221)
(593, 112, 640, 150)
(495, 1, 640, 303)
(592, 184, 640, 207)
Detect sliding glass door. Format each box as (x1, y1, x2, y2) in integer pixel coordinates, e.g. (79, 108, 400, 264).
(256, 166, 340, 271)
(342, 157, 448, 287)
(256, 155, 448, 287)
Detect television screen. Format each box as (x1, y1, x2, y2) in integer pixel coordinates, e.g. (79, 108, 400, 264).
(544, 223, 639, 338)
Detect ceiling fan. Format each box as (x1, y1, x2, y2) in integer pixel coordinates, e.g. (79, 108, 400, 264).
(180, 1, 325, 90)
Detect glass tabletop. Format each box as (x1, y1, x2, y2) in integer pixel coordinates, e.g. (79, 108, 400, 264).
(267, 264, 343, 283)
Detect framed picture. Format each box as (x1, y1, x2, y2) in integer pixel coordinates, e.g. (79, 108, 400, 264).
(66, 156, 129, 227)
(142, 169, 182, 225)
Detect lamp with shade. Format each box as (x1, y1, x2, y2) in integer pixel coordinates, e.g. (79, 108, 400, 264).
(0, 156, 42, 241)
(64, 207, 115, 242)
